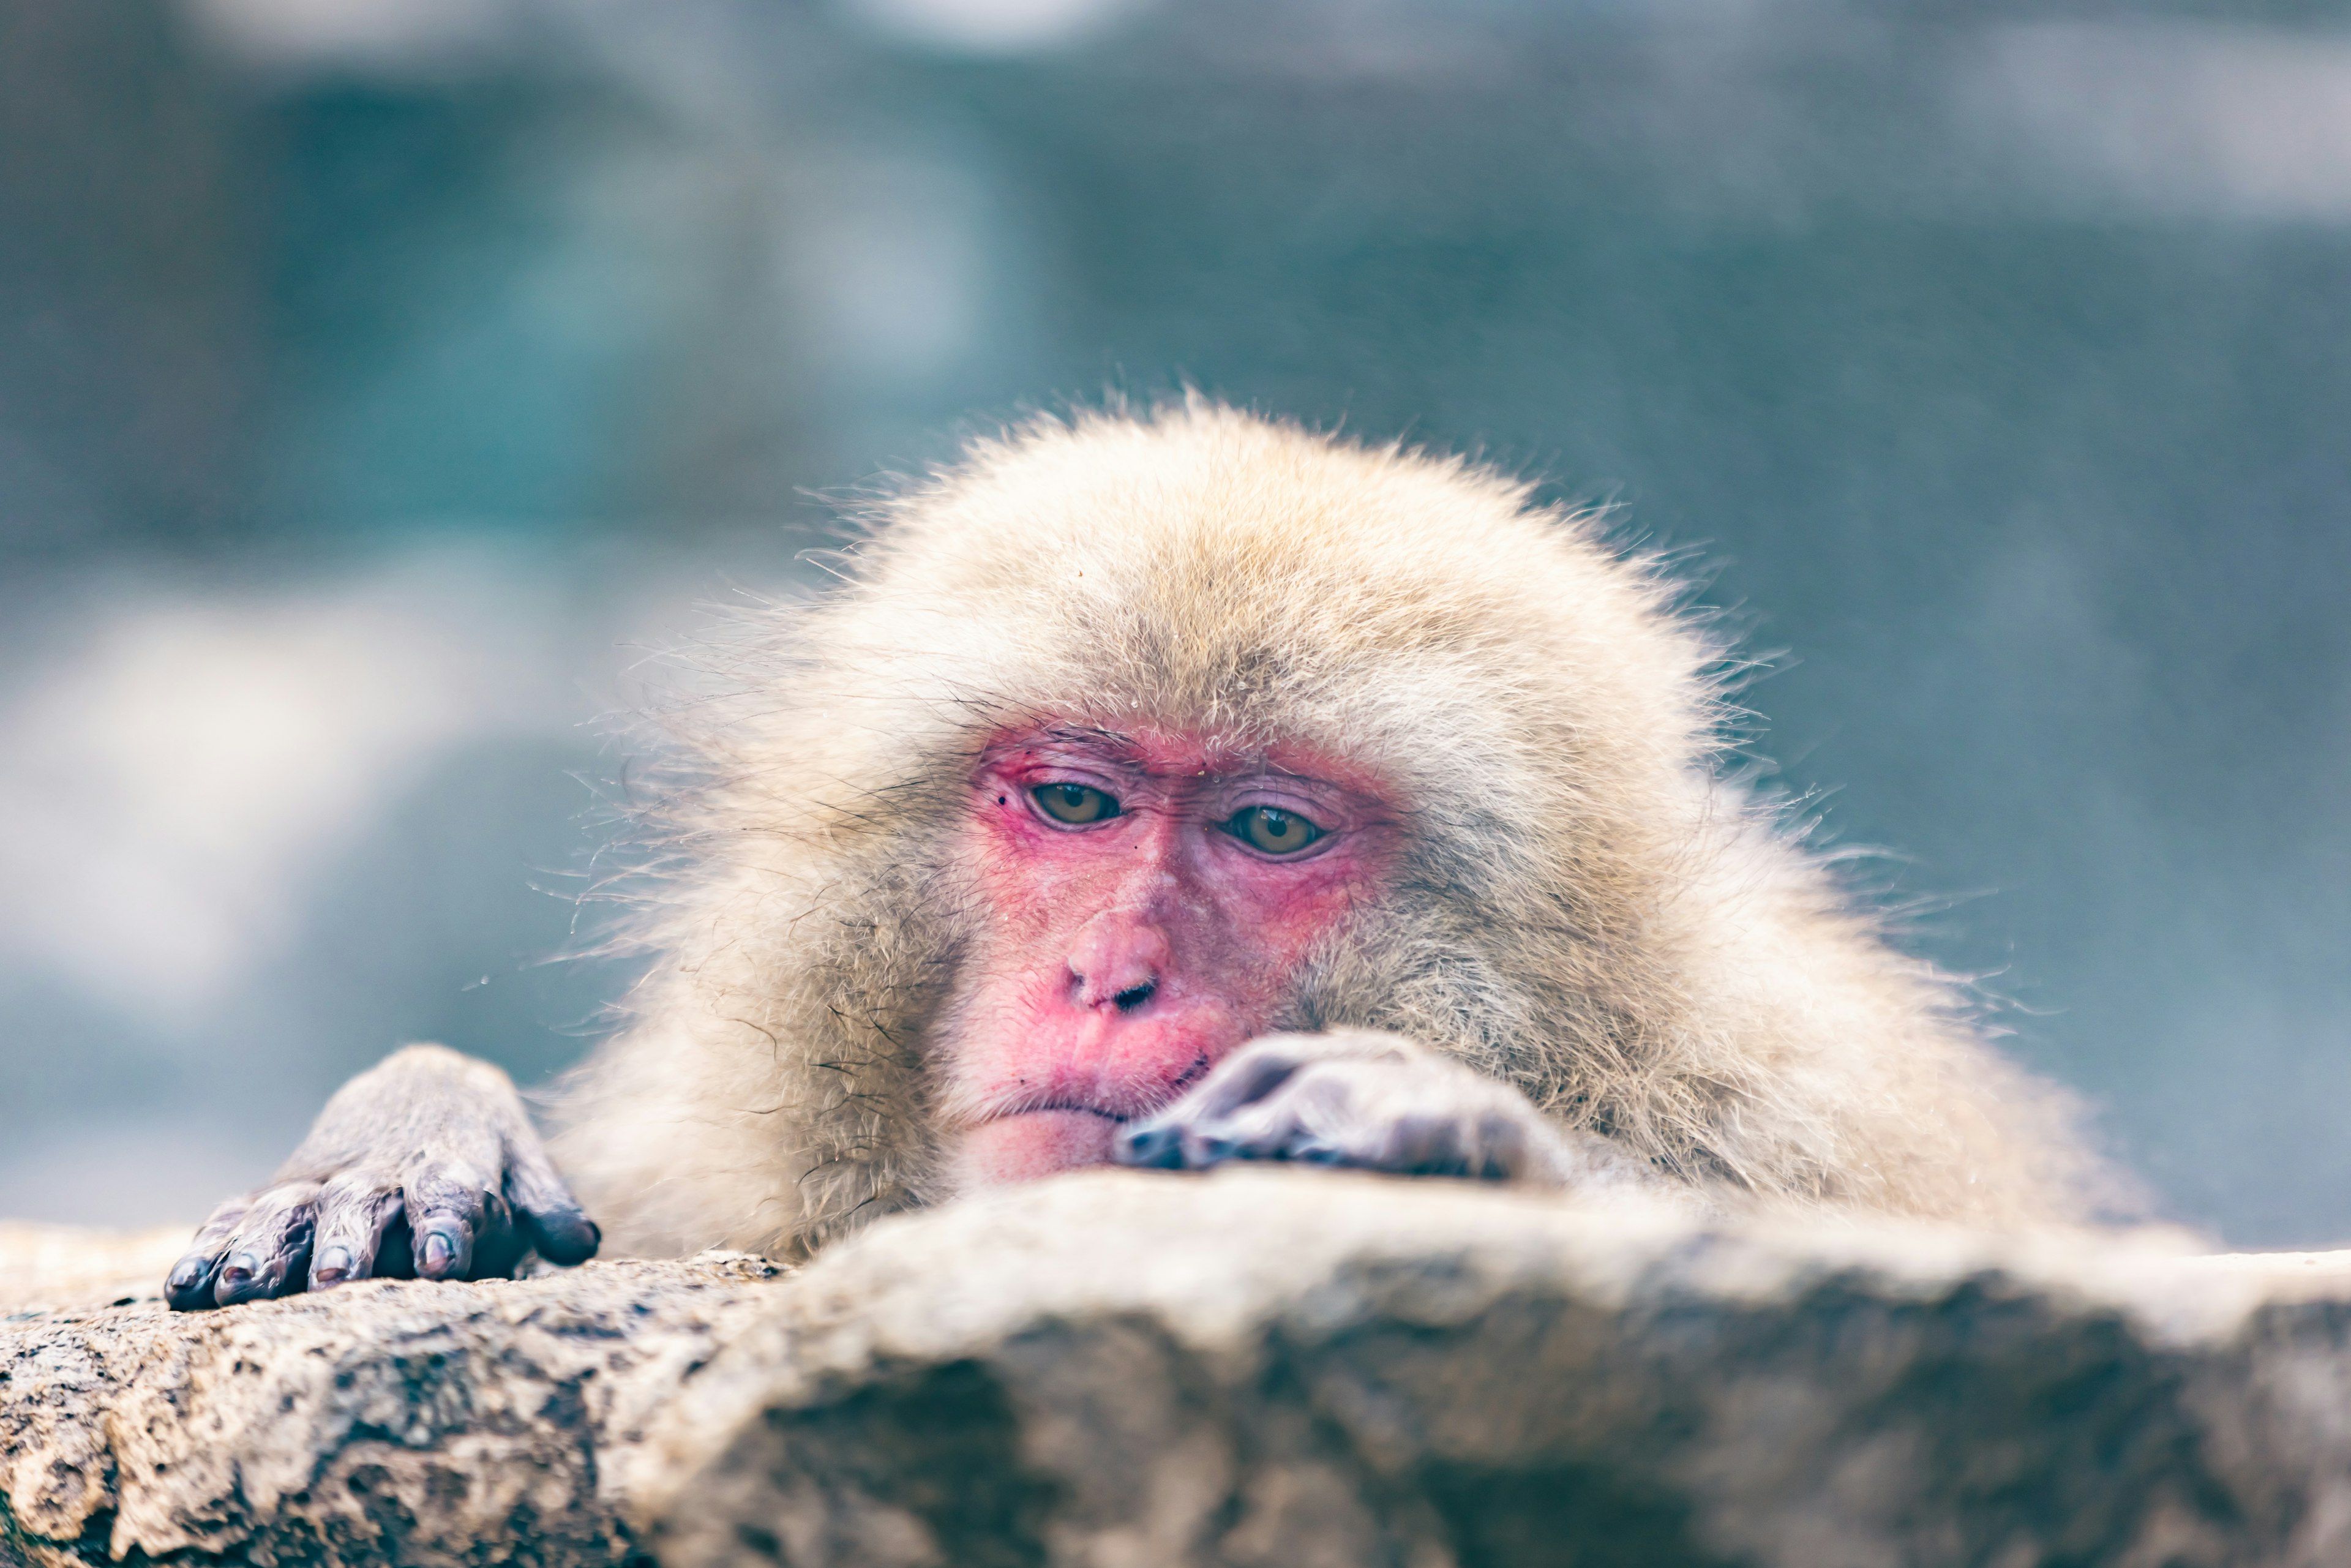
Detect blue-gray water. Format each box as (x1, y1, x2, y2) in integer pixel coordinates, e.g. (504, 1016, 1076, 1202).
(2, 0, 2345, 1245)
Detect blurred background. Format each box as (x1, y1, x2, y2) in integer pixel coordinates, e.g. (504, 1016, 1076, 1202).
(2, 0, 2346, 1245)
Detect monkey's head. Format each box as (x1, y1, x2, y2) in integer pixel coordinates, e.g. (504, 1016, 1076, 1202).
(642, 402, 1736, 1246)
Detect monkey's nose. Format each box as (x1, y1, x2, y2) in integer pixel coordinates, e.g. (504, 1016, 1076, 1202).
(1067, 913, 1170, 1011)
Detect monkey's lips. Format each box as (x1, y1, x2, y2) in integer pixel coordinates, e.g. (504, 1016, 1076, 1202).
(945, 1000, 1229, 1187)
(957, 1108, 1125, 1185)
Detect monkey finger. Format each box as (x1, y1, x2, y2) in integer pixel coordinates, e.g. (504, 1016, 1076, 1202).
(307, 1173, 405, 1289)
(1114, 1045, 1314, 1165)
(210, 1183, 322, 1307)
(1303, 1076, 1545, 1180)
(1183, 1031, 1419, 1120)
(1122, 1077, 1324, 1169)
(1115, 1104, 1209, 1170)
(1113, 1116, 1185, 1169)
(401, 1160, 518, 1281)
(1179, 1037, 1318, 1119)
(1189, 1063, 1474, 1175)
(165, 1195, 256, 1311)
(1113, 1121, 1199, 1171)
(1316, 1062, 1529, 1177)
(1172, 1089, 1327, 1168)
(1359, 1106, 1482, 1177)
(1118, 1035, 1424, 1168)
(502, 1137, 600, 1267)
(1452, 1107, 1553, 1181)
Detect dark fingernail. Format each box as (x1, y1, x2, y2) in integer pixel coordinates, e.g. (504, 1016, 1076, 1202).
(218, 1251, 258, 1290)
(168, 1258, 211, 1295)
(313, 1246, 354, 1286)
(419, 1229, 459, 1278)
(1118, 1124, 1182, 1168)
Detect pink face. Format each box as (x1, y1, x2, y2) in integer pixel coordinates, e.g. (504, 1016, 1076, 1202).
(939, 725, 1397, 1187)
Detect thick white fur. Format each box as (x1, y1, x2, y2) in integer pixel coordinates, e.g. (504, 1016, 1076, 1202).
(552, 400, 2108, 1258)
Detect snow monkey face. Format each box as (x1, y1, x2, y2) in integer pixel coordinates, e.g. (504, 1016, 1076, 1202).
(939, 724, 1401, 1187)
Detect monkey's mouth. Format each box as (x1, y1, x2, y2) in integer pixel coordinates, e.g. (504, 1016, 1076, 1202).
(960, 1051, 1209, 1129)
(947, 1046, 1214, 1188)
(992, 1099, 1131, 1123)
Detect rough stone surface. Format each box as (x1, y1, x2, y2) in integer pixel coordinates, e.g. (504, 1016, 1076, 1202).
(11, 1171, 2351, 1567)
(2, 1249, 784, 1568)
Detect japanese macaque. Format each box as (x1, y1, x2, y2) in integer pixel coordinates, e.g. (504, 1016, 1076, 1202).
(167, 402, 2107, 1310)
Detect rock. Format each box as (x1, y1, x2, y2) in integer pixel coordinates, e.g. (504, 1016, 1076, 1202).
(2, 1250, 785, 1568)
(11, 1170, 2351, 1567)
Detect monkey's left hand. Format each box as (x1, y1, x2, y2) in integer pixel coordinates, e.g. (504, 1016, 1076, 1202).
(1113, 1030, 1636, 1187)
(163, 1045, 598, 1311)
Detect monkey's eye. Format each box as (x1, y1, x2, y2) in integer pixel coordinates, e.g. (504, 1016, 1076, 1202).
(1032, 782, 1119, 825)
(1223, 806, 1324, 855)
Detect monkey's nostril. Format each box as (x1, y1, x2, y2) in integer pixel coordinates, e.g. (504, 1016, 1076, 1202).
(1112, 981, 1156, 1013)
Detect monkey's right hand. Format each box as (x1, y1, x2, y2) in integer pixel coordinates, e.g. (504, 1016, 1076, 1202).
(165, 1044, 599, 1311)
